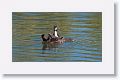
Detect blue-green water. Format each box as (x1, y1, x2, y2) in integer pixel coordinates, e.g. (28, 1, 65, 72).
(12, 12, 102, 62)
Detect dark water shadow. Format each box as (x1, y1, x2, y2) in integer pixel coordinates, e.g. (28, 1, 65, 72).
(42, 42, 61, 50)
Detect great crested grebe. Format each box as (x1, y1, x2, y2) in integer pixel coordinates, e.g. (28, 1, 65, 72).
(41, 25, 75, 43)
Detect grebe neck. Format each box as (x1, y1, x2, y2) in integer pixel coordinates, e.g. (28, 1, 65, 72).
(54, 30, 58, 37)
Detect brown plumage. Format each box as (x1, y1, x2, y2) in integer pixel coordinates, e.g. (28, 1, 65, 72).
(41, 34, 49, 41)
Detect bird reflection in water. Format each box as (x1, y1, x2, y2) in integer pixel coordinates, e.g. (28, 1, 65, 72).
(42, 41, 63, 50)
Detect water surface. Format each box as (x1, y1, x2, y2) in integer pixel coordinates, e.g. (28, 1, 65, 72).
(12, 12, 102, 62)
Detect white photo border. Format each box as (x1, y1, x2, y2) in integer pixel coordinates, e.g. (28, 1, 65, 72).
(0, 0, 114, 74)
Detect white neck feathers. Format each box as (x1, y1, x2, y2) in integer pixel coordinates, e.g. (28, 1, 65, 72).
(54, 31, 58, 37)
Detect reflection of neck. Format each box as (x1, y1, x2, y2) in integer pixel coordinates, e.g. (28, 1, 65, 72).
(54, 30, 58, 37)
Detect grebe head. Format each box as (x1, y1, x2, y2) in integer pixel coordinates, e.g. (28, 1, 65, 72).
(54, 25, 58, 31)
